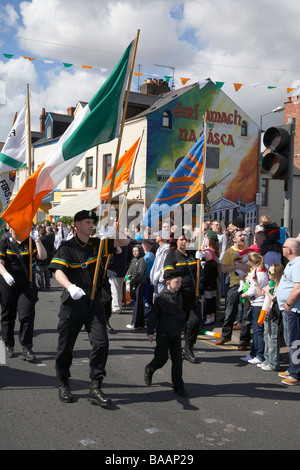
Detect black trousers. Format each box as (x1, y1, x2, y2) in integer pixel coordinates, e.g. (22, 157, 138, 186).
(131, 283, 145, 328)
(0, 280, 37, 348)
(148, 334, 184, 390)
(181, 290, 202, 347)
(55, 292, 108, 381)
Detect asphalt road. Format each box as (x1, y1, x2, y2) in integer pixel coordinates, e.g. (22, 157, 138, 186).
(1, 281, 299, 453)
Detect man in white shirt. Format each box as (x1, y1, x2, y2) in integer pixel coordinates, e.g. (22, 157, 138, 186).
(211, 220, 227, 309)
(150, 231, 169, 300)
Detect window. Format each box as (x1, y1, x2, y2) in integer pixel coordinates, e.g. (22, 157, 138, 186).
(86, 157, 93, 187)
(103, 154, 112, 182)
(241, 120, 248, 137)
(46, 125, 52, 139)
(162, 111, 172, 129)
(66, 172, 72, 189)
(261, 178, 268, 206)
(206, 147, 220, 169)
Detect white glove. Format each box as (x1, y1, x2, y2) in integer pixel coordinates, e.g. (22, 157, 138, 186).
(68, 284, 86, 300)
(98, 225, 116, 240)
(195, 251, 206, 259)
(30, 232, 39, 242)
(3, 272, 15, 286)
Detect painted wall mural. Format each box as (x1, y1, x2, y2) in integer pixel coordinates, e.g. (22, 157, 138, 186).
(145, 81, 260, 228)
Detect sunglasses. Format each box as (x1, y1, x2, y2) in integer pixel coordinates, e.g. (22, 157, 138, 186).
(268, 270, 274, 275)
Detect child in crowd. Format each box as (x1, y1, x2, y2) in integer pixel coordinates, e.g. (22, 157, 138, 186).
(144, 271, 188, 397)
(259, 263, 284, 371)
(240, 252, 269, 365)
(125, 245, 146, 329)
(235, 244, 261, 292)
(142, 239, 155, 326)
(201, 248, 218, 324)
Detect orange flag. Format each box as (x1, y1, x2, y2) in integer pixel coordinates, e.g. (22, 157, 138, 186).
(180, 78, 190, 85)
(234, 83, 243, 92)
(100, 137, 141, 200)
(1, 163, 47, 240)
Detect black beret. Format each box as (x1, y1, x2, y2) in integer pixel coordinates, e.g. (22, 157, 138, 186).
(164, 269, 182, 281)
(74, 210, 98, 223)
(232, 217, 245, 230)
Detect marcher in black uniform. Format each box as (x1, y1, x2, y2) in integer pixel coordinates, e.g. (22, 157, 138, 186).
(49, 210, 129, 406)
(164, 233, 201, 363)
(0, 228, 47, 360)
(144, 270, 188, 397)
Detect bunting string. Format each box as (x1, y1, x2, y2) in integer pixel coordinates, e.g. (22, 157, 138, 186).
(1, 51, 297, 95)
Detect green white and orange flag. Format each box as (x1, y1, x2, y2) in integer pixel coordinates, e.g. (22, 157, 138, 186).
(100, 136, 141, 200)
(0, 100, 28, 236)
(2, 40, 135, 240)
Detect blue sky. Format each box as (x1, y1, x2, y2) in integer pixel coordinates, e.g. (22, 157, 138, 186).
(0, 0, 299, 141)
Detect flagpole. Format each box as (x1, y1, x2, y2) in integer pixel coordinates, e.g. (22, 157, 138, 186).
(90, 30, 140, 306)
(195, 112, 207, 298)
(26, 84, 33, 286)
(101, 130, 144, 279)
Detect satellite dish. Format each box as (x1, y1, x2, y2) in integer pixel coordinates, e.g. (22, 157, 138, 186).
(72, 166, 82, 176)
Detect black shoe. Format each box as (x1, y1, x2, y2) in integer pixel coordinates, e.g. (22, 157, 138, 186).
(174, 388, 188, 397)
(182, 347, 197, 364)
(22, 347, 36, 362)
(106, 321, 115, 334)
(88, 379, 112, 406)
(5, 346, 15, 358)
(58, 379, 73, 403)
(144, 364, 153, 385)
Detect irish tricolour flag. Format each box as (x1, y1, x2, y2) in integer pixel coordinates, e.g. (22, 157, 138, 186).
(0, 100, 28, 236)
(2, 40, 134, 240)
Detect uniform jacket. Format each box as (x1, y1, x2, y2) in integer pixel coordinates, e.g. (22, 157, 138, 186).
(147, 287, 185, 337)
(164, 249, 197, 292)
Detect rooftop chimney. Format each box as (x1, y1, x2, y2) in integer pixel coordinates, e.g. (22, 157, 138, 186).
(40, 108, 46, 132)
(67, 107, 75, 116)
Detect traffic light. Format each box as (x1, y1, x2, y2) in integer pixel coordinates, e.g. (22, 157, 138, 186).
(262, 123, 293, 180)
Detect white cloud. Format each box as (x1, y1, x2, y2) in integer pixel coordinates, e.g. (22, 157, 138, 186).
(0, 3, 19, 28)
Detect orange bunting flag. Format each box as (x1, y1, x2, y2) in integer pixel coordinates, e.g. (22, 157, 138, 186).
(134, 72, 143, 76)
(100, 137, 141, 200)
(234, 83, 243, 92)
(287, 88, 295, 94)
(23, 57, 35, 61)
(180, 78, 190, 86)
(81, 65, 92, 69)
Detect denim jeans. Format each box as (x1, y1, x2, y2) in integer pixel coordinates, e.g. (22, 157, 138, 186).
(221, 284, 240, 341)
(250, 305, 265, 361)
(282, 310, 300, 379)
(240, 303, 252, 346)
(263, 319, 280, 370)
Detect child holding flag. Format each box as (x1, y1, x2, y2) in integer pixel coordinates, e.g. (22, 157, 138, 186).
(239, 252, 269, 365)
(259, 263, 284, 371)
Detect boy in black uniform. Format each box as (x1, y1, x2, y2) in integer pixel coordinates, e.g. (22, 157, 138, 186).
(144, 270, 188, 397)
(164, 234, 200, 364)
(49, 210, 129, 406)
(0, 228, 47, 360)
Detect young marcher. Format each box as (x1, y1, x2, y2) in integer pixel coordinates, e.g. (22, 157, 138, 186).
(144, 271, 188, 397)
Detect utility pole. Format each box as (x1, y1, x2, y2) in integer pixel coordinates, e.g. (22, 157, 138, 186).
(284, 117, 295, 233)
